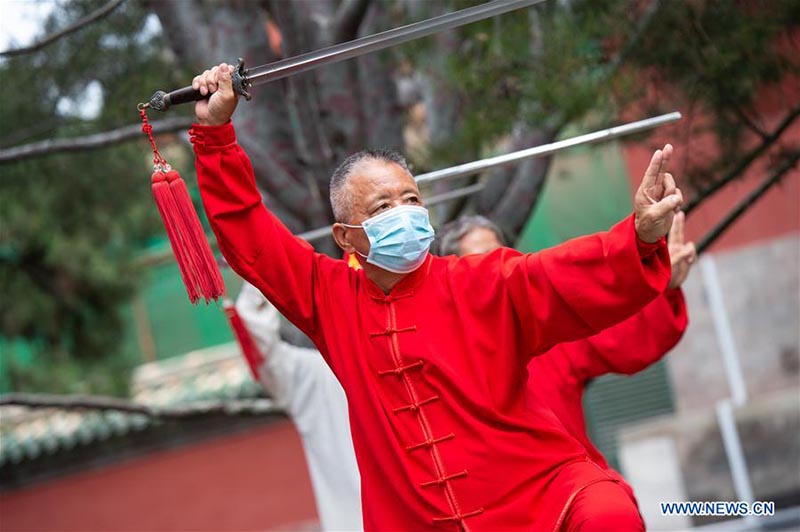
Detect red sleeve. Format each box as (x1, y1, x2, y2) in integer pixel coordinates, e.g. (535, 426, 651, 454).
(190, 122, 338, 341)
(452, 214, 670, 360)
(502, 214, 671, 356)
(568, 288, 688, 382)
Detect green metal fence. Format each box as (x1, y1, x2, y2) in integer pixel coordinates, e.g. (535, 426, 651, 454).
(135, 261, 242, 360)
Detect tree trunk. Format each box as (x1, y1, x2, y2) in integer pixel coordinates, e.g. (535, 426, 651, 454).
(477, 125, 559, 239)
(152, 0, 404, 254)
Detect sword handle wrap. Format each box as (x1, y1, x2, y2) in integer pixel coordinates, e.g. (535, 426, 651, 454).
(148, 58, 251, 112)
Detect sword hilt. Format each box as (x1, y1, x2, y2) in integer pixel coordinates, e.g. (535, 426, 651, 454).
(147, 58, 251, 112)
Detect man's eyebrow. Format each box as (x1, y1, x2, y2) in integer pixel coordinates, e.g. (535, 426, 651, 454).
(365, 192, 392, 203)
(364, 189, 420, 206)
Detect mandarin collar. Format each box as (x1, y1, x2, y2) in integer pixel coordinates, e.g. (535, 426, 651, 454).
(362, 253, 434, 301)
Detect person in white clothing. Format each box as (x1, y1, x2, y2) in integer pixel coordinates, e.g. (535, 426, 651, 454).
(235, 281, 363, 531)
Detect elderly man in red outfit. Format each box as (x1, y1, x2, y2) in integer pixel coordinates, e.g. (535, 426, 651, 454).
(189, 63, 683, 531)
(437, 211, 696, 517)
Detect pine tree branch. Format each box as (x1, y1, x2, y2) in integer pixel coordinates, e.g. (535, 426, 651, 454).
(0, 119, 65, 149)
(0, 116, 195, 164)
(0, 0, 127, 58)
(684, 104, 800, 215)
(729, 105, 769, 140)
(606, 0, 663, 73)
(478, 0, 663, 237)
(696, 151, 800, 254)
(0, 393, 281, 419)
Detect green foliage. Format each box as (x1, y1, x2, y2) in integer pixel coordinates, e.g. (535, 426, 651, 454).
(405, 0, 799, 184)
(633, 1, 797, 112)
(3, 345, 133, 396)
(629, 0, 800, 184)
(0, 0, 186, 395)
(403, 0, 637, 166)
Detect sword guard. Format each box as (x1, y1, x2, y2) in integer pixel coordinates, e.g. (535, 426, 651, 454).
(148, 58, 251, 112)
(232, 58, 252, 101)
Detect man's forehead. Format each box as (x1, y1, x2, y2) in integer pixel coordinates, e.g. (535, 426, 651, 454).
(349, 159, 419, 195)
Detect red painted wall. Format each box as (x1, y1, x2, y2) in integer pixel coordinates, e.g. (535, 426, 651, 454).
(621, 73, 800, 253)
(0, 420, 319, 531)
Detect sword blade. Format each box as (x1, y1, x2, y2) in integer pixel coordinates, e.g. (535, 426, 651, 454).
(146, 0, 545, 111)
(415, 112, 683, 185)
(246, 0, 545, 86)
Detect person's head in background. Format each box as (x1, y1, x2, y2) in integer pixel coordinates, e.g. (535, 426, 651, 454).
(436, 215, 507, 256)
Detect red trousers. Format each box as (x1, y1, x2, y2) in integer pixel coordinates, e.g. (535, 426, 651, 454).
(560, 480, 644, 532)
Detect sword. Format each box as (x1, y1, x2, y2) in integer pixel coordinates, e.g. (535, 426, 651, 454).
(415, 112, 683, 185)
(144, 0, 545, 111)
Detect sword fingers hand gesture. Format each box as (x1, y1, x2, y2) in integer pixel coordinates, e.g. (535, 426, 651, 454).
(634, 143, 684, 243)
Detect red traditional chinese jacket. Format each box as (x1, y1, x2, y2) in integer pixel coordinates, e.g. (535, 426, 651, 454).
(191, 122, 671, 531)
(527, 288, 688, 502)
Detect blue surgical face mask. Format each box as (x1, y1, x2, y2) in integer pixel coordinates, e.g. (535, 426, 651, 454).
(342, 205, 435, 274)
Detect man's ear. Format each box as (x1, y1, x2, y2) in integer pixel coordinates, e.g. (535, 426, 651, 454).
(332, 223, 355, 253)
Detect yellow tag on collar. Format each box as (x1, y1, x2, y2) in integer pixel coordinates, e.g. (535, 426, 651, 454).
(347, 253, 362, 270)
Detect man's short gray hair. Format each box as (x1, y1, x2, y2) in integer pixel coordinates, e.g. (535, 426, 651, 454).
(435, 215, 507, 256)
(330, 149, 410, 223)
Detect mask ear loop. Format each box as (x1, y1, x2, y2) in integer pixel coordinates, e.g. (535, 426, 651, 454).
(337, 222, 370, 259)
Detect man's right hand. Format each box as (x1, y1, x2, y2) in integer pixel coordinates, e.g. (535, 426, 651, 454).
(193, 63, 238, 126)
(634, 144, 683, 243)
